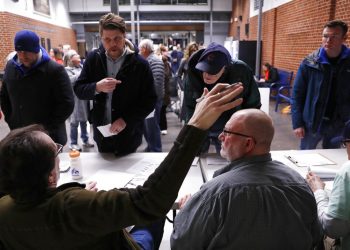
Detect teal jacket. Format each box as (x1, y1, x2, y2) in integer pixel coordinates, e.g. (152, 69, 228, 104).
(0, 125, 206, 250)
(184, 49, 261, 136)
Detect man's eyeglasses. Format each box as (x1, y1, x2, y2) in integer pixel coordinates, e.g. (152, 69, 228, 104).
(342, 139, 350, 148)
(55, 143, 63, 157)
(222, 130, 256, 143)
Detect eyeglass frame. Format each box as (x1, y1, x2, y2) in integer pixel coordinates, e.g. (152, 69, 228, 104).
(222, 129, 256, 144)
(341, 139, 350, 148)
(55, 143, 63, 157)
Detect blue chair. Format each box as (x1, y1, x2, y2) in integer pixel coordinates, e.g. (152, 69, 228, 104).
(272, 69, 294, 112)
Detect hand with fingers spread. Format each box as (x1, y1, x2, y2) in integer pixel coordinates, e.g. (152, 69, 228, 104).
(96, 78, 121, 93)
(188, 83, 243, 130)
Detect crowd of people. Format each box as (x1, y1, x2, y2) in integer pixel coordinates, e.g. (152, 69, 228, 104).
(1, 13, 350, 249)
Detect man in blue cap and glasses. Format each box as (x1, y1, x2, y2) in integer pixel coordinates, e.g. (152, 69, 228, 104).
(184, 42, 261, 154)
(0, 30, 74, 145)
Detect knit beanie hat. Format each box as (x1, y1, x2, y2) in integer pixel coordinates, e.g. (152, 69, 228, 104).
(14, 30, 40, 53)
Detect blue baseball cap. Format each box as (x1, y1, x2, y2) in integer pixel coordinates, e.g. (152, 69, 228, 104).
(195, 42, 231, 75)
(14, 30, 40, 53)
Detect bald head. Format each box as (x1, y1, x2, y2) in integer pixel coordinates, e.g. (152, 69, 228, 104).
(233, 109, 274, 149)
(220, 109, 274, 161)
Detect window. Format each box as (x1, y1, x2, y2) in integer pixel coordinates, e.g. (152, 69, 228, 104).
(33, 0, 50, 16)
(47, 38, 51, 51)
(40, 37, 46, 50)
(254, 0, 264, 10)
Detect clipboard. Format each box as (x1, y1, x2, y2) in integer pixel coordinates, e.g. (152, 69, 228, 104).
(285, 153, 336, 167)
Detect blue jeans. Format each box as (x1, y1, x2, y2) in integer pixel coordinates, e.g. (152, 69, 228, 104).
(144, 100, 162, 152)
(70, 121, 89, 145)
(130, 218, 165, 250)
(301, 122, 343, 149)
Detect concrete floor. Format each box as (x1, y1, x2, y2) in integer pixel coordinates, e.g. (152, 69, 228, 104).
(0, 101, 299, 151)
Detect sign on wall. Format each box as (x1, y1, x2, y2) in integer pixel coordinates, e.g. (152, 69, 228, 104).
(33, 0, 50, 16)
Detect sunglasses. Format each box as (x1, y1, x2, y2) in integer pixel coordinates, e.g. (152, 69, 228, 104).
(55, 143, 63, 157)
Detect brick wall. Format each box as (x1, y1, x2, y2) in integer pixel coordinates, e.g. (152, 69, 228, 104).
(229, 0, 251, 40)
(0, 12, 77, 69)
(230, 0, 350, 78)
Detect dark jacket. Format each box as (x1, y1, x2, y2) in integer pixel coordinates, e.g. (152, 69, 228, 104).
(0, 125, 206, 250)
(184, 49, 261, 135)
(74, 41, 157, 153)
(171, 154, 322, 249)
(0, 49, 74, 145)
(265, 66, 279, 83)
(292, 45, 350, 132)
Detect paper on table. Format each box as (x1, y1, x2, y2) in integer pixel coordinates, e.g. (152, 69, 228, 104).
(310, 166, 338, 181)
(97, 124, 116, 137)
(285, 153, 336, 167)
(126, 155, 165, 188)
(87, 169, 134, 191)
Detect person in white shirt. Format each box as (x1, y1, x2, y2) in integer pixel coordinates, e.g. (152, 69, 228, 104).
(307, 119, 350, 249)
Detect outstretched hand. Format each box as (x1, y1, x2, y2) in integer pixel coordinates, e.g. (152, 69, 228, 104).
(188, 83, 243, 130)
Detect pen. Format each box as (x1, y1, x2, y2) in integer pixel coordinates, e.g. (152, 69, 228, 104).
(307, 166, 311, 173)
(196, 83, 240, 103)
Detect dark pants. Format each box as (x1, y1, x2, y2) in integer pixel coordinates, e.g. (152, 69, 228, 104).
(159, 104, 168, 131)
(93, 125, 143, 155)
(301, 120, 343, 150)
(200, 135, 221, 154)
(144, 100, 162, 152)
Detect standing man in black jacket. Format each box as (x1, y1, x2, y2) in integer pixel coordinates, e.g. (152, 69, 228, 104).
(74, 13, 157, 155)
(0, 30, 74, 145)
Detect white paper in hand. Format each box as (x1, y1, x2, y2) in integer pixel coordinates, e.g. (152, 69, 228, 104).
(97, 124, 116, 137)
(146, 109, 155, 119)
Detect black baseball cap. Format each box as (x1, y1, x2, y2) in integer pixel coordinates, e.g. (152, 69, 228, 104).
(195, 42, 231, 75)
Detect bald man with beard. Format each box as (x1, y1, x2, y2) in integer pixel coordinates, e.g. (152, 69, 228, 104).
(171, 109, 322, 250)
